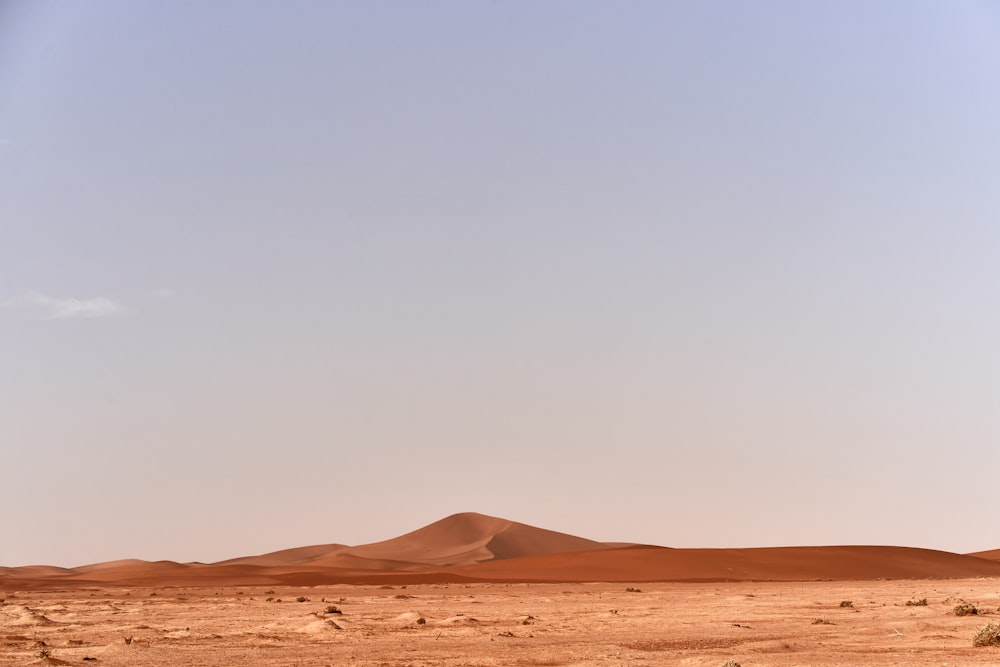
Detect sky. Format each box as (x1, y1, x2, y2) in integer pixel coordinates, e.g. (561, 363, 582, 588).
(2, 1, 999, 567)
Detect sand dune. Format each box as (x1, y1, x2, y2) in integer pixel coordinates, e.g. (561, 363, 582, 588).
(73, 559, 194, 574)
(456, 544, 1000, 582)
(215, 543, 350, 567)
(4, 512, 999, 590)
(341, 512, 612, 566)
(211, 513, 610, 570)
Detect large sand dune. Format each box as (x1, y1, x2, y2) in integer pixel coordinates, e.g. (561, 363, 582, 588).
(340, 511, 612, 565)
(3, 512, 999, 590)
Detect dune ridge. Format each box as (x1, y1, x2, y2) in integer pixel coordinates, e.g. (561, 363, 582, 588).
(3, 512, 999, 590)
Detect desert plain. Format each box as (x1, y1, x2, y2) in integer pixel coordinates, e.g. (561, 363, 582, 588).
(3, 513, 1000, 666)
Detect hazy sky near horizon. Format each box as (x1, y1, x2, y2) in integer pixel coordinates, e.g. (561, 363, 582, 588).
(2, 1, 999, 567)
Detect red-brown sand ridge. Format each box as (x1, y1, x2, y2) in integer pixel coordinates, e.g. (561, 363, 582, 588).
(3, 512, 999, 590)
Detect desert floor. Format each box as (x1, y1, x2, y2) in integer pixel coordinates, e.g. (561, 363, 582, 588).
(3, 578, 999, 666)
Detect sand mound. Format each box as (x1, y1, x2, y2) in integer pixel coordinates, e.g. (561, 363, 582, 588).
(216, 544, 350, 567)
(73, 559, 192, 574)
(298, 619, 343, 633)
(344, 512, 610, 566)
(6, 513, 1000, 590)
(455, 544, 1000, 582)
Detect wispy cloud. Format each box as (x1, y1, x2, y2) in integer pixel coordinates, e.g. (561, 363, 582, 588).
(18, 292, 123, 319)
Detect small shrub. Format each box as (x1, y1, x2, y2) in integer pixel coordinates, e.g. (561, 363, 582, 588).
(955, 603, 980, 617)
(720, 661, 742, 667)
(839, 600, 853, 608)
(325, 605, 342, 615)
(416, 616, 426, 625)
(37, 649, 52, 658)
(124, 636, 134, 645)
(812, 618, 834, 625)
(906, 598, 928, 606)
(972, 623, 1000, 647)
(625, 587, 642, 593)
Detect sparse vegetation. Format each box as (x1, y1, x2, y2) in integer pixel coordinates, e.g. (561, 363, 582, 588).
(416, 616, 426, 625)
(955, 603, 980, 617)
(812, 618, 834, 625)
(625, 587, 642, 593)
(37, 649, 52, 658)
(839, 600, 853, 608)
(972, 623, 1000, 647)
(720, 661, 742, 667)
(906, 598, 928, 606)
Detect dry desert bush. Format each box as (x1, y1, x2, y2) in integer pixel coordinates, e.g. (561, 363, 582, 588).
(905, 598, 928, 606)
(972, 623, 1000, 647)
(954, 602, 979, 616)
(839, 600, 853, 608)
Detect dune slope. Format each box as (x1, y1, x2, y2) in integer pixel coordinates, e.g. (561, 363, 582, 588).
(343, 512, 610, 566)
(4, 513, 999, 590)
(455, 544, 1000, 582)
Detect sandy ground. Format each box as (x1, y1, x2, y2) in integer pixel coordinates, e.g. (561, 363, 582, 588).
(3, 579, 999, 666)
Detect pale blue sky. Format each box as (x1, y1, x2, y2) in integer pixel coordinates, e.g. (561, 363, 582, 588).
(2, 1, 999, 567)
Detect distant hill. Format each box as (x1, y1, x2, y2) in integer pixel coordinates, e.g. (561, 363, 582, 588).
(4, 512, 1000, 590)
(340, 512, 614, 566)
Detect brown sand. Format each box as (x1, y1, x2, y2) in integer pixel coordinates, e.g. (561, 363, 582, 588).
(4, 513, 1000, 591)
(4, 513, 1000, 664)
(3, 579, 1000, 666)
